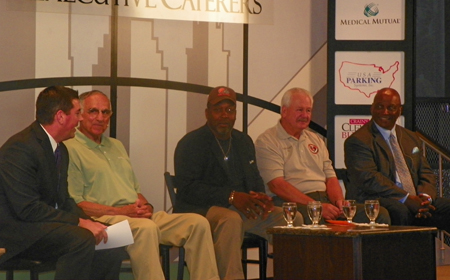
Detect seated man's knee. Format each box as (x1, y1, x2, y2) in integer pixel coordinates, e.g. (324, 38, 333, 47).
(377, 206, 391, 224)
(380, 199, 411, 225)
(184, 213, 211, 231)
(62, 226, 96, 254)
(207, 208, 243, 229)
(134, 219, 160, 235)
(220, 210, 243, 227)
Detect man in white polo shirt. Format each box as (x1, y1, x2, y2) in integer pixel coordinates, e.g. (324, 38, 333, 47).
(255, 87, 390, 224)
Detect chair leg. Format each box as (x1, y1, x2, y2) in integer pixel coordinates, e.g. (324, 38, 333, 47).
(6, 270, 14, 280)
(30, 270, 40, 280)
(177, 247, 185, 280)
(259, 240, 268, 280)
(160, 246, 170, 280)
(242, 248, 248, 280)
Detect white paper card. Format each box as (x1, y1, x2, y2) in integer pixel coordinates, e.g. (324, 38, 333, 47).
(95, 220, 134, 250)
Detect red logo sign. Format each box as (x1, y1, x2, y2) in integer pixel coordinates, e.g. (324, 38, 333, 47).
(308, 144, 319, 154)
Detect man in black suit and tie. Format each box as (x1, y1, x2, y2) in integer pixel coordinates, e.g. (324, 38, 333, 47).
(0, 86, 124, 279)
(344, 87, 450, 231)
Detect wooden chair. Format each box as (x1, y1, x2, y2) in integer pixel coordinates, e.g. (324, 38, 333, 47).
(164, 172, 268, 280)
(0, 253, 56, 280)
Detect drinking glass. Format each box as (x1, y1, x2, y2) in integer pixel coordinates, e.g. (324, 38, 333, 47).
(342, 200, 357, 223)
(364, 200, 380, 225)
(307, 201, 322, 227)
(282, 202, 297, 228)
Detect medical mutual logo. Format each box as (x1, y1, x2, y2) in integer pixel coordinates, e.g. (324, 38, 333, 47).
(340, 2, 400, 26)
(335, 0, 405, 40)
(364, 3, 379, 17)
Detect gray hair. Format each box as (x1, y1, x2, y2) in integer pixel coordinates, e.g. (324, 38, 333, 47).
(79, 90, 111, 111)
(280, 87, 313, 113)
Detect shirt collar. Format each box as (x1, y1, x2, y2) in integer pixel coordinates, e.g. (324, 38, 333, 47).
(40, 124, 58, 152)
(374, 121, 397, 142)
(276, 120, 307, 141)
(74, 128, 108, 149)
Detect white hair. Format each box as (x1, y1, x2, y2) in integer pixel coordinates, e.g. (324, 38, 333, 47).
(280, 87, 313, 113)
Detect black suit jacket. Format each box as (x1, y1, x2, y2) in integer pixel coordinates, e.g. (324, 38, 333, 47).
(173, 124, 265, 216)
(344, 120, 436, 202)
(0, 121, 88, 263)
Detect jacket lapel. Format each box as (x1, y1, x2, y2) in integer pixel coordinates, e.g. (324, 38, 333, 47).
(33, 122, 59, 197)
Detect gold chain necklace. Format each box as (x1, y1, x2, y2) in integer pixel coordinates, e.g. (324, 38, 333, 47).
(215, 136, 232, 161)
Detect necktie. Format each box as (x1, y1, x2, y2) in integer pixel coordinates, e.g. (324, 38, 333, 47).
(54, 145, 61, 192)
(54, 145, 61, 170)
(389, 134, 416, 195)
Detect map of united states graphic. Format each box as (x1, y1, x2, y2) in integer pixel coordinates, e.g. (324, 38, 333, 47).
(338, 61, 400, 98)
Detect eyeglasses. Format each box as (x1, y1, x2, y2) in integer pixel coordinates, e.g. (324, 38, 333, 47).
(86, 108, 113, 118)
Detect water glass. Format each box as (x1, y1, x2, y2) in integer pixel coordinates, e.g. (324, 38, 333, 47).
(342, 200, 357, 223)
(307, 201, 322, 227)
(282, 202, 297, 228)
(364, 200, 380, 225)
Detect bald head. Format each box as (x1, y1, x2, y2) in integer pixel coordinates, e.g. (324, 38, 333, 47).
(371, 88, 402, 130)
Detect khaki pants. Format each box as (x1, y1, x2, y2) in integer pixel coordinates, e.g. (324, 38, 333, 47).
(95, 211, 219, 280)
(206, 206, 303, 280)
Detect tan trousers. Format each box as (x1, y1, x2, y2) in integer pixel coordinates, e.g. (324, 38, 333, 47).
(95, 211, 219, 280)
(206, 206, 303, 280)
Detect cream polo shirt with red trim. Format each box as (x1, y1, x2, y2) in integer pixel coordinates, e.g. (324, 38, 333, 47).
(255, 121, 336, 197)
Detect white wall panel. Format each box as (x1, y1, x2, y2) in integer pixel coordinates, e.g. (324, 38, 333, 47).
(130, 20, 167, 211)
(248, 44, 328, 140)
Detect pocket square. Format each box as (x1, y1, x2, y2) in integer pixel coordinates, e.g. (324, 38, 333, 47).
(412, 147, 420, 154)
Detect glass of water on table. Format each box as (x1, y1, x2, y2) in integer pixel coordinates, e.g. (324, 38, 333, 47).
(364, 200, 380, 226)
(342, 200, 357, 223)
(282, 202, 297, 228)
(307, 201, 322, 227)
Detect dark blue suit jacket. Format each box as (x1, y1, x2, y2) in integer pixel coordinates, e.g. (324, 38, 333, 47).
(173, 124, 265, 216)
(0, 121, 88, 263)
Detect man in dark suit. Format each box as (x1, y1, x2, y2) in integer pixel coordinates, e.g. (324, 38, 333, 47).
(174, 86, 300, 280)
(344, 87, 450, 231)
(0, 86, 124, 279)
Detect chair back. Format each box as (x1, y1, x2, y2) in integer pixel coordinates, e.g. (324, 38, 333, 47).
(164, 172, 177, 207)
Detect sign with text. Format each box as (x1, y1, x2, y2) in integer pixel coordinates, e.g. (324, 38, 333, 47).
(335, 0, 405, 40)
(8, 0, 273, 24)
(334, 115, 404, 169)
(335, 51, 404, 105)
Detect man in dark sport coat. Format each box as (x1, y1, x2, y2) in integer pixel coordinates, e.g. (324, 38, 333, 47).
(345, 87, 450, 231)
(0, 86, 124, 279)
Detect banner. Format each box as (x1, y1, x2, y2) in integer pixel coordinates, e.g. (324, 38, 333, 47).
(8, 0, 273, 24)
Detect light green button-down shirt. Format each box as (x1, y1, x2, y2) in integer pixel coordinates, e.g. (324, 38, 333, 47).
(65, 129, 140, 207)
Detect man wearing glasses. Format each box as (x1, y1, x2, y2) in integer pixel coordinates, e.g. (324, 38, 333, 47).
(65, 90, 219, 280)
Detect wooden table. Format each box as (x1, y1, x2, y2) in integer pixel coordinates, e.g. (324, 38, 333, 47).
(267, 225, 437, 280)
